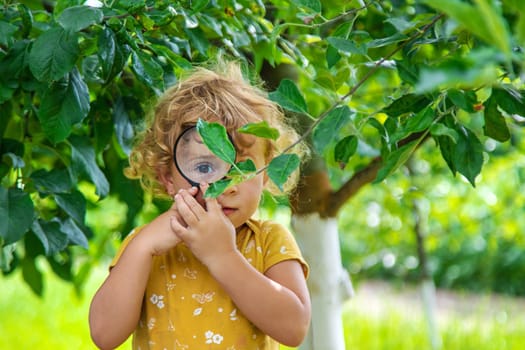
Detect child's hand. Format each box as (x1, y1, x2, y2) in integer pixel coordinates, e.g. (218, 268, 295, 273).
(171, 184, 236, 267)
(135, 187, 199, 256)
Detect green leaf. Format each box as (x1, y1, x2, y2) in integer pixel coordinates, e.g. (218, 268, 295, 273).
(31, 168, 73, 194)
(151, 44, 192, 70)
(228, 159, 257, 177)
(31, 220, 68, 256)
(69, 135, 110, 198)
(406, 106, 434, 133)
(17, 3, 33, 37)
(292, 0, 322, 13)
(22, 257, 43, 296)
(269, 79, 308, 115)
(313, 106, 352, 154)
(334, 135, 358, 168)
(325, 21, 353, 68)
(430, 123, 459, 142)
(395, 59, 419, 85)
(184, 26, 210, 56)
(61, 218, 89, 249)
(437, 135, 457, 175)
(327, 37, 367, 55)
(374, 140, 419, 183)
(190, 0, 210, 13)
(55, 190, 86, 225)
(102, 30, 131, 83)
(516, 10, 525, 48)
(367, 32, 407, 48)
(389, 106, 435, 145)
(422, 0, 511, 56)
(57, 5, 103, 32)
(204, 179, 232, 198)
(483, 95, 510, 142)
(492, 88, 525, 116)
(385, 17, 414, 32)
(453, 126, 483, 186)
(131, 50, 164, 92)
(0, 21, 17, 47)
(196, 119, 236, 165)
(47, 254, 73, 281)
(267, 154, 300, 191)
(0, 187, 34, 244)
(383, 94, 431, 117)
(447, 89, 478, 113)
(113, 97, 134, 156)
(0, 138, 24, 159)
(415, 50, 500, 93)
(28, 26, 79, 81)
(98, 28, 116, 81)
(37, 69, 91, 143)
(238, 121, 280, 140)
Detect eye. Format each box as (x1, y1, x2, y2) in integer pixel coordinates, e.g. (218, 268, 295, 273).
(195, 162, 214, 174)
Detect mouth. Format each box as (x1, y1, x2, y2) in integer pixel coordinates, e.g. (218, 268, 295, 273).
(221, 207, 236, 216)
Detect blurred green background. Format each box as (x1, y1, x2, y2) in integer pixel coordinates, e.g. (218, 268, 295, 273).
(2, 262, 525, 350)
(2, 0, 525, 349)
(2, 141, 525, 349)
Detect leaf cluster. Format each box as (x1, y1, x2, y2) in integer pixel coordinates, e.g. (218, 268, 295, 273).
(1, 0, 524, 294)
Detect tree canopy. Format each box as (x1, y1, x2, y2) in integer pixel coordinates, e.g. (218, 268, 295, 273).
(1, 0, 524, 295)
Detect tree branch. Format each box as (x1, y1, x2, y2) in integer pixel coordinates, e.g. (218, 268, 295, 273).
(278, 14, 444, 158)
(324, 132, 431, 217)
(291, 14, 445, 217)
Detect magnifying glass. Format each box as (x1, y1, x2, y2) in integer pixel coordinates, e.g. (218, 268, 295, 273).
(173, 125, 234, 188)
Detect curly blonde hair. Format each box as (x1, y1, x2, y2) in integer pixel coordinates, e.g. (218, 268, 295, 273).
(125, 61, 307, 198)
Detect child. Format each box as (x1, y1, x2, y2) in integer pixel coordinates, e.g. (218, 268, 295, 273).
(89, 61, 311, 350)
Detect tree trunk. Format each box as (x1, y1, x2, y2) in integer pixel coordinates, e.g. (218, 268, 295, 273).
(292, 213, 353, 350)
(290, 170, 355, 350)
(409, 159, 442, 350)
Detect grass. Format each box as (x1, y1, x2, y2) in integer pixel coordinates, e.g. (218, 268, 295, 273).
(1, 270, 524, 350)
(0, 263, 130, 350)
(343, 281, 525, 350)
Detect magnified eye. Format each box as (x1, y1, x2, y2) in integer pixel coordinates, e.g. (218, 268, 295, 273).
(195, 162, 214, 174)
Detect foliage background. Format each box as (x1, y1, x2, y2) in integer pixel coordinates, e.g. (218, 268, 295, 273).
(1, 0, 525, 348)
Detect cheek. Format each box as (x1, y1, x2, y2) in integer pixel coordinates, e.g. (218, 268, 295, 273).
(244, 174, 265, 198)
(171, 166, 194, 190)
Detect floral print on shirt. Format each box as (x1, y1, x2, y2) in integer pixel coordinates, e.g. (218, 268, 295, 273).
(111, 219, 308, 349)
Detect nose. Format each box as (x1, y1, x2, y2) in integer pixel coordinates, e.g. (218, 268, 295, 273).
(221, 182, 238, 195)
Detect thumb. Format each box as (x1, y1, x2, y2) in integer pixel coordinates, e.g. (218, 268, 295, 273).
(200, 182, 222, 213)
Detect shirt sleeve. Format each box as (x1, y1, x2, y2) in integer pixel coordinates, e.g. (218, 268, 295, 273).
(109, 227, 142, 269)
(261, 221, 309, 279)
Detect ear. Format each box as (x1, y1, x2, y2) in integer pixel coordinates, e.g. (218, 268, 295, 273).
(157, 167, 175, 196)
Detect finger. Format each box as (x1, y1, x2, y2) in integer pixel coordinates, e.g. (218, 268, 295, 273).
(188, 186, 199, 196)
(174, 193, 199, 225)
(200, 183, 222, 213)
(179, 189, 207, 217)
(170, 215, 188, 240)
(169, 215, 184, 232)
(169, 207, 188, 228)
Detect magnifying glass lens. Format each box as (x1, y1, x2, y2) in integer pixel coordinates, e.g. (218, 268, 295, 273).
(174, 126, 232, 186)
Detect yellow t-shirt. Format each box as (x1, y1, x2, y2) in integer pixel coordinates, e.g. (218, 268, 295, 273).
(110, 218, 309, 350)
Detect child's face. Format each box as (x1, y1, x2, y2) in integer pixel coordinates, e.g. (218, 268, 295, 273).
(168, 132, 267, 229)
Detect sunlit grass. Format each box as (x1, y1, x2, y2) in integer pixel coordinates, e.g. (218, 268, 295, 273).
(343, 281, 525, 350)
(0, 264, 130, 350)
(2, 272, 524, 350)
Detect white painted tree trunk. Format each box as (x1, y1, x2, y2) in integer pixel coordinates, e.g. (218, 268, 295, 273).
(421, 278, 442, 350)
(292, 213, 353, 350)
